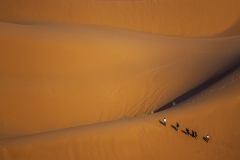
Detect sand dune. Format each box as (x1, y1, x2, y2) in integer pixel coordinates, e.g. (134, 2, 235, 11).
(0, 0, 240, 159)
(1, 0, 240, 37)
(1, 22, 240, 138)
(1, 66, 240, 160)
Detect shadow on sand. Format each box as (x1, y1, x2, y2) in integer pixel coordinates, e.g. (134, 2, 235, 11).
(155, 65, 239, 113)
(159, 121, 166, 126)
(203, 137, 209, 143)
(181, 130, 188, 135)
(171, 125, 177, 131)
(215, 19, 240, 37)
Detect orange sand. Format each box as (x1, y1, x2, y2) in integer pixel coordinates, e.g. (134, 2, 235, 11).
(0, 0, 240, 159)
(0, 0, 240, 37)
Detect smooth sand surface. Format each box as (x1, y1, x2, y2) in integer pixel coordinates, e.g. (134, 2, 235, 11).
(0, 0, 240, 159)
(1, 0, 240, 37)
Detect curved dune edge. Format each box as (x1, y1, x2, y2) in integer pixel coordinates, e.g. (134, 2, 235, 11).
(1, 22, 240, 138)
(0, 0, 240, 37)
(0, 67, 240, 160)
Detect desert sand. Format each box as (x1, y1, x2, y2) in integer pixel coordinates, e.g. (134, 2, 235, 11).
(0, 0, 240, 159)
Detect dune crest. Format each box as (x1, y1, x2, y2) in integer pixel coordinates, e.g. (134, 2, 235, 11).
(1, 22, 240, 138)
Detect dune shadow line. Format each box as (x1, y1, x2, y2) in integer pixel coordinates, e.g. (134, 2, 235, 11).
(215, 19, 240, 37)
(155, 65, 239, 113)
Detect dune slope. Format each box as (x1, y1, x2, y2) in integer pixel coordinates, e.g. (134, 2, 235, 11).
(1, 66, 240, 160)
(1, 22, 240, 138)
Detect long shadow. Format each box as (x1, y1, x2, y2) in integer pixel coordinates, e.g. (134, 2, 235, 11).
(181, 130, 188, 135)
(171, 125, 177, 131)
(155, 65, 239, 113)
(159, 121, 166, 126)
(156, 102, 173, 112)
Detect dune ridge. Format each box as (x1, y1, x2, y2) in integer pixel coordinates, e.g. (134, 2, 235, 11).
(1, 22, 240, 139)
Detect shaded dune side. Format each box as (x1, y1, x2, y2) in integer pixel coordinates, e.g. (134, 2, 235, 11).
(156, 65, 240, 112)
(1, 22, 240, 138)
(0, 0, 240, 37)
(1, 67, 240, 160)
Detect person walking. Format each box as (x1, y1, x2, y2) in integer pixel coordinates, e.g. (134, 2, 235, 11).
(176, 122, 179, 131)
(163, 117, 166, 126)
(192, 130, 195, 137)
(205, 135, 210, 143)
(195, 131, 198, 139)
